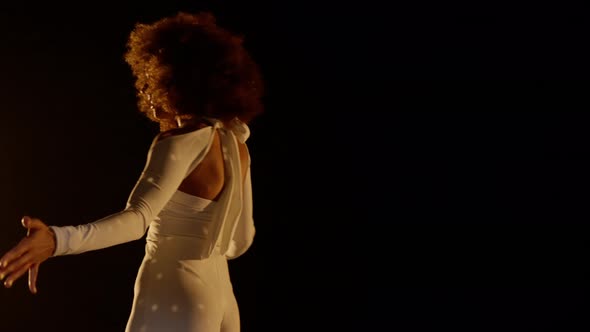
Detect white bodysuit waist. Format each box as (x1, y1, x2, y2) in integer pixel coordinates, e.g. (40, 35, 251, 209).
(146, 190, 224, 259)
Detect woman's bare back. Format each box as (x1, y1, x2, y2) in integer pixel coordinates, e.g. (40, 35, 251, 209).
(158, 122, 249, 201)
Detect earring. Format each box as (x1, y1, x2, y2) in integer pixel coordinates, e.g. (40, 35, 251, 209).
(151, 106, 158, 120)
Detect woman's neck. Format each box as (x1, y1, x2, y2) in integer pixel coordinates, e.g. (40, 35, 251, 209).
(178, 116, 232, 129)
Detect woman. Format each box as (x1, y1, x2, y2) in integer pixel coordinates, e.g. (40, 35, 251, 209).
(0, 11, 264, 332)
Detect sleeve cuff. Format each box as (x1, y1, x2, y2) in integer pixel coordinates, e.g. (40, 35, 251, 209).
(48, 226, 68, 256)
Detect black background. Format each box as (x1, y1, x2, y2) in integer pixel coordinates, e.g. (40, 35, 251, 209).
(0, 1, 588, 331)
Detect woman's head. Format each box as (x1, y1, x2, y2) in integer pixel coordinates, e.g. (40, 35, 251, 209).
(124, 11, 265, 131)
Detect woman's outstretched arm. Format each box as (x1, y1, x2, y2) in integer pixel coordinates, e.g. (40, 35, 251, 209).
(0, 127, 213, 292)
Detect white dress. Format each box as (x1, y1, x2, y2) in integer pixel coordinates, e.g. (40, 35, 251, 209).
(49, 117, 256, 332)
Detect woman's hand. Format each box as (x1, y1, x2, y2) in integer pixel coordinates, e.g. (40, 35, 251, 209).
(0, 216, 56, 294)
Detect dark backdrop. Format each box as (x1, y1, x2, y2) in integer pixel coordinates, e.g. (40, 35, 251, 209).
(0, 1, 587, 331)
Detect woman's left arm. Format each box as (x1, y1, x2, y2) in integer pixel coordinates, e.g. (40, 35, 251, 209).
(0, 129, 212, 291)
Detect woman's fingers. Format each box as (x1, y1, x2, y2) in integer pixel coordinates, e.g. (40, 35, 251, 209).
(4, 262, 33, 288)
(22, 216, 31, 228)
(0, 237, 31, 271)
(1, 252, 33, 284)
(3, 261, 33, 288)
(28, 263, 39, 294)
(23, 216, 47, 231)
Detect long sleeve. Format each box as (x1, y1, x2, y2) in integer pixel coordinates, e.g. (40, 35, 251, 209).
(225, 160, 256, 260)
(50, 128, 214, 256)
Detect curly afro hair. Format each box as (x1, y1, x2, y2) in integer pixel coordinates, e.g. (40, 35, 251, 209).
(124, 11, 265, 132)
